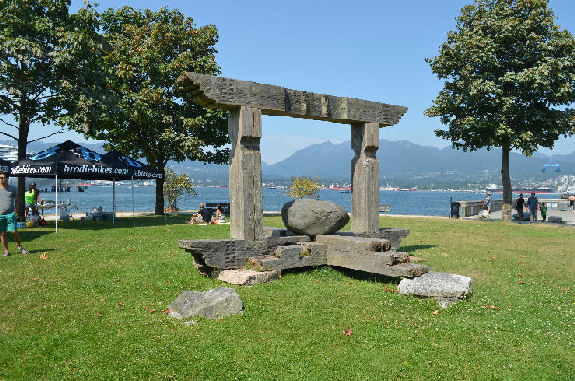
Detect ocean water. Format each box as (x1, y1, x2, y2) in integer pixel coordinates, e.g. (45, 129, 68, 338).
(30, 184, 510, 217)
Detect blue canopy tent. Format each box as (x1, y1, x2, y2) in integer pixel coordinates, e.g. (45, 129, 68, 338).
(10, 140, 163, 230)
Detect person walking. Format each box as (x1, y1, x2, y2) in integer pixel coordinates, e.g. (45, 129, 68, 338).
(569, 194, 575, 210)
(527, 192, 539, 224)
(0, 172, 29, 256)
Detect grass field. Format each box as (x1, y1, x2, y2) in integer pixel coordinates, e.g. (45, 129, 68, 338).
(0, 215, 573, 380)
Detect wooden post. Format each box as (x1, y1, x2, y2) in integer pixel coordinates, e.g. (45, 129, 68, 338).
(228, 106, 264, 240)
(351, 122, 379, 234)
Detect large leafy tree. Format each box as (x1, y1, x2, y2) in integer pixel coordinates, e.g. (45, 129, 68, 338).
(425, 0, 575, 221)
(0, 0, 107, 217)
(83, 7, 228, 214)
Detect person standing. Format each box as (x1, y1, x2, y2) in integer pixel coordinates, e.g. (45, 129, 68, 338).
(540, 202, 547, 222)
(24, 184, 37, 218)
(515, 193, 525, 220)
(527, 192, 539, 224)
(0, 172, 29, 256)
(569, 194, 575, 210)
(482, 192, 492, 214)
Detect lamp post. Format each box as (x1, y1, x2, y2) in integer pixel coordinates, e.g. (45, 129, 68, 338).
(542, 158, 560, 193)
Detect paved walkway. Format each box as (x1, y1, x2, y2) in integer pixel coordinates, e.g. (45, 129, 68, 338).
(466, 207, 575, 226)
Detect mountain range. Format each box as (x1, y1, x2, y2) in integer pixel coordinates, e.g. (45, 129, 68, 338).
(4, 139, 575, 187)
(172, 139, 575, 188)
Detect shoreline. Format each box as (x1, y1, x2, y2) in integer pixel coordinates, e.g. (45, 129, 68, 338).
(38, 210, 453, 221)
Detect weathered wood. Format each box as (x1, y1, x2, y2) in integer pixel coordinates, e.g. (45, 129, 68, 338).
(178, 72, 408, 127)
(337, 228, 410, 251)
(351, 122, 380, 234)
(178, 236, 310, 272)
(251, 242, 328, 271)
(228, 106, 264, 240)
(316, 235, 429, 278)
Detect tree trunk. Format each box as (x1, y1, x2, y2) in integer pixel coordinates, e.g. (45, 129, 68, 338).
(16, 106, 30, 221)
(501, 144, 513, 221)
(154, 170, 165, 215)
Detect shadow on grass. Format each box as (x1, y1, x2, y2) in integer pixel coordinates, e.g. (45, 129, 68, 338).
(282, 265, 401, 285)
(400, 244, 435, 253)
(42, 215, 191, 231)
(333, 266, 402, 284)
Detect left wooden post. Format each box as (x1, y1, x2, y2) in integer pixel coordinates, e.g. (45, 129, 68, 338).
(228, 106, 264, 241)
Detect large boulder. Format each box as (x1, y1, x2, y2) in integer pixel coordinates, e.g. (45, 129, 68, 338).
(168, 287, 243, 319)
(281, 199, 350, 236)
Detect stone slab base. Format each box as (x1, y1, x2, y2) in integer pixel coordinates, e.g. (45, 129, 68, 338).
(218, 269, 280, 285)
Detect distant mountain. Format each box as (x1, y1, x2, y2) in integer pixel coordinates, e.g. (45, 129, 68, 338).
(262, 139, 575, 186)
(4, 138, 574, 187)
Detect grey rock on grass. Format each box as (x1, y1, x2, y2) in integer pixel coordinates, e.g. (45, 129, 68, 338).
(398, 271, 472, 307)
(168, 287, 243, 319)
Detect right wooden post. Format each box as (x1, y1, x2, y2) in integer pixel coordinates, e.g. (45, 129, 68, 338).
(351, 122, 380, 234)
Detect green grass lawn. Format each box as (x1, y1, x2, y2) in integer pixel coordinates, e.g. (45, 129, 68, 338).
(1, 216, 573, 380)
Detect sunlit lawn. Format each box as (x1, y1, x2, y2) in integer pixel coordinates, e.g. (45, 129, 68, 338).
(0, 215, 573, 380)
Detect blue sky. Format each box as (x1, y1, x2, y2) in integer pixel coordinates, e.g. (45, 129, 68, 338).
(20, 0, 575, 163)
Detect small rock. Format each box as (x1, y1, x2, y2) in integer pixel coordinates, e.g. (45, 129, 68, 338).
(281, 199, 349, 236)
(398, 271, 472, 307)
(218, 269, 280, 285)
(168, 287, 243, 320)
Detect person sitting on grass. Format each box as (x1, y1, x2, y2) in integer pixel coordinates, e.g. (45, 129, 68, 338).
(211, 204, 226, 224)
(0, 172, 29, 256)
(187, 203, 213, 224)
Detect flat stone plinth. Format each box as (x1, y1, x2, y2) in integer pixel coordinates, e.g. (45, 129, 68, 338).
(218, 269, 280, 285)
(179, 236, 310, 274)
(337, 228, 410, 251)
(316, 235, 429, 278)
(250, 242, 328, 271)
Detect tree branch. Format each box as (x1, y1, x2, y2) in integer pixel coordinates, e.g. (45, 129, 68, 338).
(27, 130, 64, 144)
(0, 118, 18, 129)
(0, 131, 18, 140)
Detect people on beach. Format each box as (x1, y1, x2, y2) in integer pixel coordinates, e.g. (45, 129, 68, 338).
(569, 194, 575, 210)
(482, 192, 492, 214)
(0, 172, 29, 256)
(540, 202, 547, 222)
(527, 192, 539, 223)
(515, 193, 525, 220)
(187, 203, 213, 224)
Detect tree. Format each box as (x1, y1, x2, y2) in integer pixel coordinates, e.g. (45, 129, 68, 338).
(163, 168, 196, 212)
(79, 7, 228, 215)
(286, 176, 320, 199)
(425, 0, 575, 221)
(0, 0, 107, 218)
